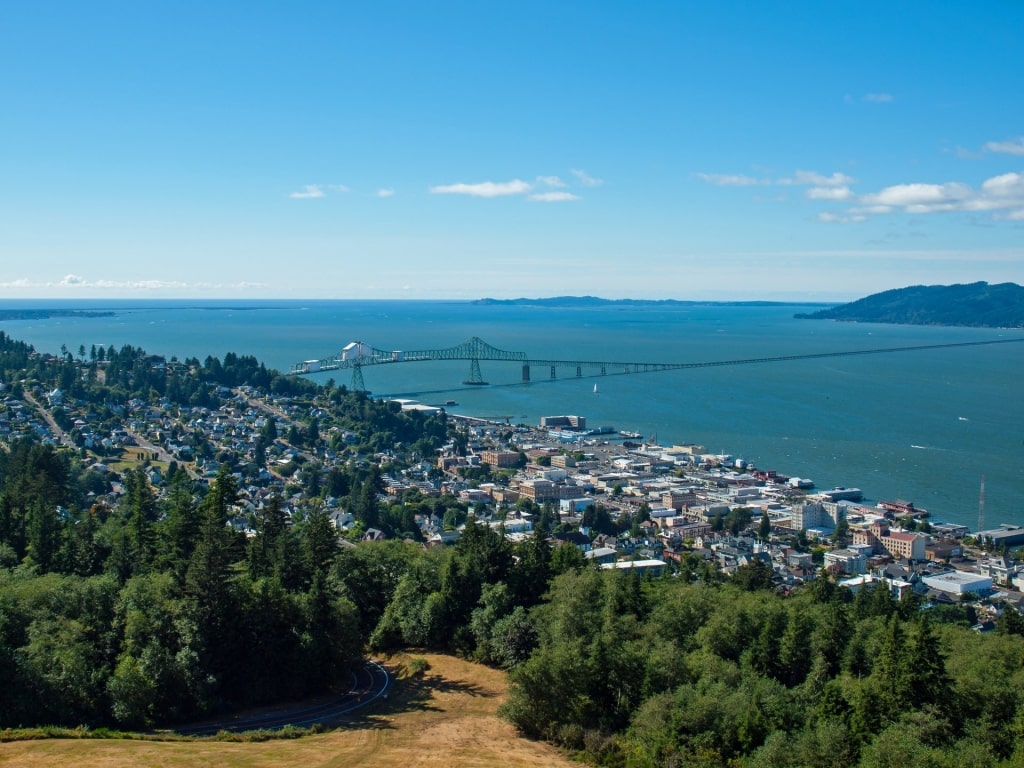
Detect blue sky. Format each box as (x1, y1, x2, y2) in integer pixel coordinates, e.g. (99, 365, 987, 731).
(1, 1, 1022, 301)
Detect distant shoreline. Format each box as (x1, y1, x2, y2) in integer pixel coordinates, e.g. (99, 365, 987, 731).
(473, 296, 834, 308)
(0, 297, 839, 316)
(0, 309, 116, 320)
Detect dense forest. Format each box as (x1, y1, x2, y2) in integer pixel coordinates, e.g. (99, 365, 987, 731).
(4, 330, 1024, 768)
(795, 281, 1024, 327)
(0, 331, 452, 728)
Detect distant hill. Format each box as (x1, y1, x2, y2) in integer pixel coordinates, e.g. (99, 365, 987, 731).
(0, 309, 114, 320)
(794, 282, 1024, 328)
(474, 296, 825, 308)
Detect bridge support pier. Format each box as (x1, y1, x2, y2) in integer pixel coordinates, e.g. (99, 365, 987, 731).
(576, 365, 582, 377)
(522, 364, 530, 382)
(550, 365, 557, 380)
(351, 363, 366, 392)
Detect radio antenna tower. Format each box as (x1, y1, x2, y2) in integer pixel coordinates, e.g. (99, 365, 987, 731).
(978, 474, 986, 533)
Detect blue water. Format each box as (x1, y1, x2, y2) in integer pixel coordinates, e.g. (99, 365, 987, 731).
(2, 299, 1023, 530)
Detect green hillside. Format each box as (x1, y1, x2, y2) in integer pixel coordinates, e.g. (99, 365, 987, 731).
(795, 282, 1024, 327)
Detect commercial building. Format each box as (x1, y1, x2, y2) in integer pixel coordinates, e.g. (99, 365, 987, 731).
(854, 520, 927, 561)
(825, 548, 868, 575)
(600, 559, 667, 577)
(975, 524, 1024, 549)
(479, 450, 521, 469)
(922, 571, 993, 596)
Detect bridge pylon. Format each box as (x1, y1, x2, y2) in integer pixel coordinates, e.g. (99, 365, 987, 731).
(351, 362, 366, 392)
(463, 356, 488, 386)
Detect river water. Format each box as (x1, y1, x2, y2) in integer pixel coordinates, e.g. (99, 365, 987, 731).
(2, 298, 1022, 530)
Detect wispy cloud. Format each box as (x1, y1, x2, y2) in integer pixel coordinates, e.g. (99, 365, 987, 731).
(817, 211, 866, 223)
(430, 179, 533, 197)
(527, 191, 581, 202)
(834, 172, 1024, 221)
(376, 188, 395, 198)
(698, 169, 854, 188)
(289, 184, 326, 199)
(984, 136, 1024, 156)
(845, 92, 894, 104)
(807, 186, 854, 201)
(784, 171, 854, 187)
(700, 156, 1024, 224)
(696, 172, 763, 187)
(537, 175, 566, 188)
(430, 169, 604, 200)
(289, 183, 349, 199)
(0, 275, 268, 290)
(570, 169, 603, 187)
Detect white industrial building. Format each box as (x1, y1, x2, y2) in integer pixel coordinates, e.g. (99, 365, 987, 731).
(922, 571, 993, 596)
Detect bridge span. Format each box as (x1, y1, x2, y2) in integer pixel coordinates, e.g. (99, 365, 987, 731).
(291, 336, 1024, 392)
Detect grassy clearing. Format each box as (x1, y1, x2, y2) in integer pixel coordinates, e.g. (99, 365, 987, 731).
(106, 447, 167, 473)
(0, 654, 584, 768)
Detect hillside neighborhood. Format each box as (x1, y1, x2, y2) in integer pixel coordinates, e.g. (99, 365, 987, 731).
(2, 343, 1020, 629)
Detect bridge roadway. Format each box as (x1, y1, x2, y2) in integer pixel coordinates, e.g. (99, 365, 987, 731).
(291, 336, 1024, 390)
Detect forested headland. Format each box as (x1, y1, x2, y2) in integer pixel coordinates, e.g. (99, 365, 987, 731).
(1, 329, 1024, 768)
(795, 281, 1024, 327)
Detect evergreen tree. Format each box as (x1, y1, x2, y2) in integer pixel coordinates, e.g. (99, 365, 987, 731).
(246, 494, 289, 581)
(301, 504, 339, 583)
(24, 498, 63, 572)
(183, 467, 242, 700)
(156, 472, 200, 582)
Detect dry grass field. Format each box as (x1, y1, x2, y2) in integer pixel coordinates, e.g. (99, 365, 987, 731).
(0, 654, 583, 768)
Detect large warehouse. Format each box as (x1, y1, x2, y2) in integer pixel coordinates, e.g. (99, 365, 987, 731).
(922, 571, 993, 596)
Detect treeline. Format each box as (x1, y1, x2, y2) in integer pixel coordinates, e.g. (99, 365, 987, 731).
(498, 568, 1024, 767)
(795, 281, 1024, 328)
(0, 452, 360, 728)
(355, 528, 1024, 767)
(0, 330, 458, 729)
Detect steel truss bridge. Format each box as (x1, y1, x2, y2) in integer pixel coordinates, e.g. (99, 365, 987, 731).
(291, 336, 1024, 392)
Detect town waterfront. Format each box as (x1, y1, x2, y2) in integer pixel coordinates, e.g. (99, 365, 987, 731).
(2, 298, 1022, 530)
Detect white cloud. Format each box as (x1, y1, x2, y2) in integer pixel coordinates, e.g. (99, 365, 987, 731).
(328, 184, 351, 193)
(570, 169, 603, 187)
(527, 191, 581, 202)
(981, 171, 1024, 197)
(289, 184, 326, 199)
(699, 169, 854, 188)
(696, 172, 762, 187)
(863, 92, 894, 103)
(376, 188, 395, 198)
(537, 175, 566, 188)
(807, 186, 854, 201)
(817, 171, 1024, 222)
(789, 170, 854, 187)
(985, 137, 1024, 156)
(817, 212, 866, 223)
(430, 179, 533, 197)
(861, 182, 972, 209)
(1, 276, 266, 291)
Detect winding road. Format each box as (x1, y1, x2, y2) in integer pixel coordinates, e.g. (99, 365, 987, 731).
(173, 659, 391, 736)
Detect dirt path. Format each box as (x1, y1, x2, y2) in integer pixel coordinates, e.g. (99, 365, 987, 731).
(0, 654, 584, 768)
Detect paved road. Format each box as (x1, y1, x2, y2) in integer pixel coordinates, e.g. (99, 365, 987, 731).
(173, 659, 391, 736)
(23, 392, 74, 448)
